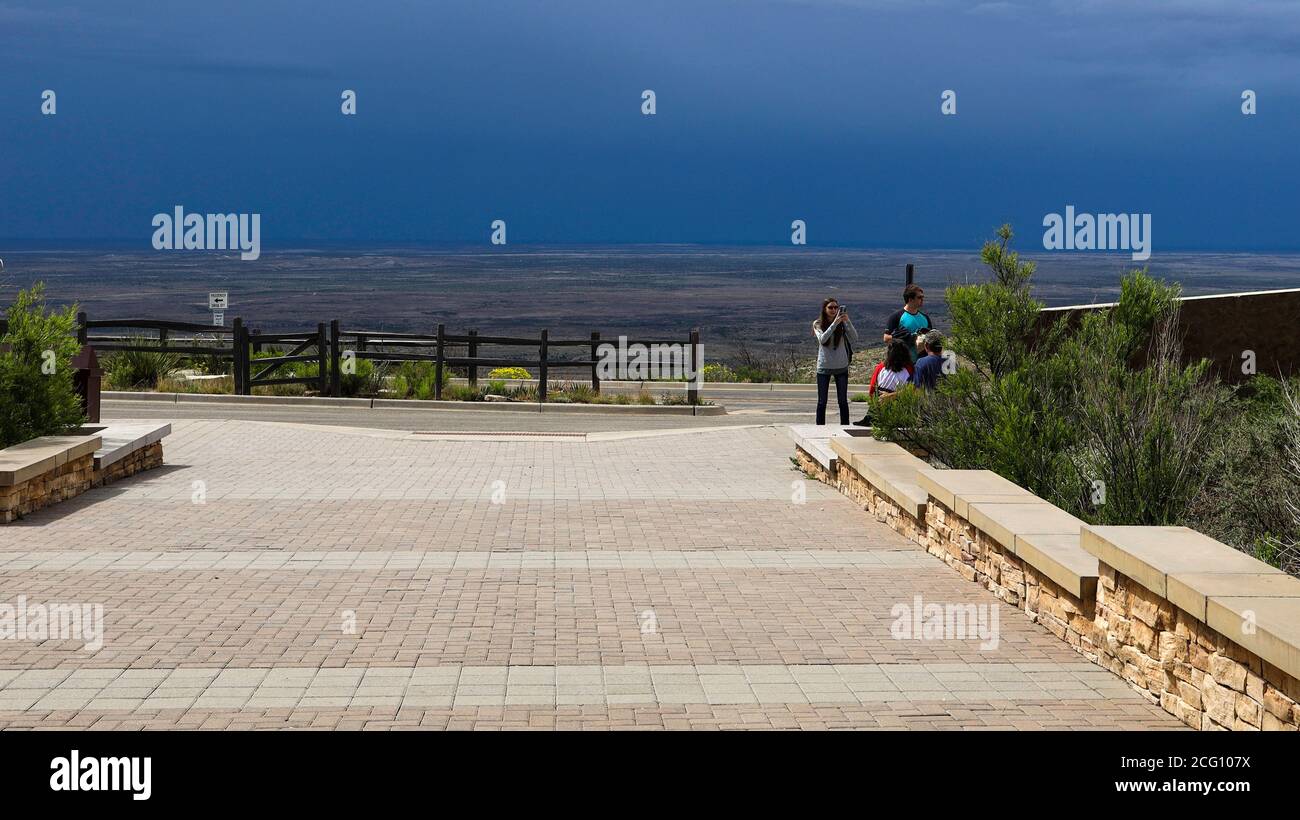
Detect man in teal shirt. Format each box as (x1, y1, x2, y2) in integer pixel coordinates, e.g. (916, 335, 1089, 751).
(883, 284, 932, 362)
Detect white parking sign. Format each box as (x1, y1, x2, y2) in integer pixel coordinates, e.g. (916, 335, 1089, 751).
(209, 292, 228, 310)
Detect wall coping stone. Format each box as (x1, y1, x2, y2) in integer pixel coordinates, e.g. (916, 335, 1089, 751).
(1013, 532, 1100, 600)
(967, 501, 1084, 554)
(916, 468, 1037, 518)
(1207, 596, 1300, 681)
(788, 424, 872, 471)
(830, 436, 910, 463)
(853, 453, 929, 519)
(91, 423, 172, 469)
(1167, 571, 1300, 623)
(1081, 525, 1282, 599)
(0, 434, 102, 485)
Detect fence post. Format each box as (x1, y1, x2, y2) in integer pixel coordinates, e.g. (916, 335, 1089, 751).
(688, 328, 700, 405)
(232, 317, 246, 395)
(468, 329, 478, 389)
(330, 319, 341, 397)
(158, 327, 169, 348)
(590, 331, 600, 394)
(252, 328, 262, 354)
(539, 329, 549, 403)
(434, 323, 445, 400)
(77, 311, 88, 345)
(905, 263, 914, 287)
(316, 322, 327, 395)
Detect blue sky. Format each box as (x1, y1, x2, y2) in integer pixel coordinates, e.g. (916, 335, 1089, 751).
(2, 0, 1298, 248)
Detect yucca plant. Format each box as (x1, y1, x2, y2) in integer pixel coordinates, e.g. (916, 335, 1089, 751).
(104, 338, 183, 389)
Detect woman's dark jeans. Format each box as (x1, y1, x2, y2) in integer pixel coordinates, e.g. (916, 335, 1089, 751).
(816, 370, 849, 425)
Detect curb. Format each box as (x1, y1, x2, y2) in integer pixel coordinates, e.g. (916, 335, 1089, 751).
(105, 391, 726, 416)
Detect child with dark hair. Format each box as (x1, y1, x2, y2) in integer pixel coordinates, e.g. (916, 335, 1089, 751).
(868, 340, 914, 398)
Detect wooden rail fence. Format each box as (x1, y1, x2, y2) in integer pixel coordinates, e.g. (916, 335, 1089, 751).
(68, 313, 701, 401)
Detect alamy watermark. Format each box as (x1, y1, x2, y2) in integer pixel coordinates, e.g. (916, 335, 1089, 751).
(594, 335, 702, 390)
(50, 750, 151, 801)
(1042, 205, 1150, 261)
(0, 595, 103, 652)
(152, 206, 261, 260)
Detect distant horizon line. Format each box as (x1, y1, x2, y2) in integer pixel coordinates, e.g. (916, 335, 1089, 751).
(4, 239, 1300, 255)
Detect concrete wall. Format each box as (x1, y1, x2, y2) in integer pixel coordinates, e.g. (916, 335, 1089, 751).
(1040, 287, 1300, 384)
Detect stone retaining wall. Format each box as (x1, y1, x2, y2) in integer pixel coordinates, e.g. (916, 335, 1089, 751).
(0, 453, 94, 523)
(793, 439, 1300, 731)
(921, 497, 1102, 659)
(94, 441, 164, 487)
(1096, 564, 1300, 731)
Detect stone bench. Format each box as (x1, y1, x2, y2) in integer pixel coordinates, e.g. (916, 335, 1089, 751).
(90, 422, 171, 485)
(0, 434, 102, 522)
(787, 424, 869, 474)
(0, 434, 99, 486)
(1082, 525, 1300, 729)
(0, 423, 172, 522)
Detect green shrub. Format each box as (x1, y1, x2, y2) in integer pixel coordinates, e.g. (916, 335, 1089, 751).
(337, 357, 377, 397)
(1188, 376, 1300, 573)
(184, 336, 232, 376)
(156, 375, 234, 394)
(0, 284, 85, 448)
(702, 363, 736, 382)
(732, 365, 775, 383)
(487, 367, 531, 380)
(442, 384, 483, 402)
(104, 338, 184, 389)
(564, 383, 597, 403)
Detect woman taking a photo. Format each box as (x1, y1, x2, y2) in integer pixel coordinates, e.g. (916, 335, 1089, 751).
(812, 297, 857, 424)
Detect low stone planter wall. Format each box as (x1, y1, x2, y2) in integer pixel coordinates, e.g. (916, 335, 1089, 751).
(1, 450, 95, 523)
(791, 429, 1300, 731)
(1, 424, 171, 523)
(1085, 527, 1300, 731)
(922, 497, 1099, 660)
(94, 440, 164, 487)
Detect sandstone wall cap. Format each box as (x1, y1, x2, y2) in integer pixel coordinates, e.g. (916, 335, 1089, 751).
(1166, 569, 1300, 623)
(1207, 596, 1300, 681)
(916, 468, 1040, 518)
(1013, 532, 1100, 600)
(1081, 525, 1279, 599)
(967, 501, 1083, 553)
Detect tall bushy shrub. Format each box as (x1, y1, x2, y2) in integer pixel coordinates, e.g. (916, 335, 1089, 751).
(1188, 376, 1300, 573)
(1061, 309, 1231, 524)
(874, 226, 1224, 526)
(0, 284, 85, 448)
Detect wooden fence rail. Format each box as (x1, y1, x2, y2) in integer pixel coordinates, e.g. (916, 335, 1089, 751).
(67, 313, 700, 401)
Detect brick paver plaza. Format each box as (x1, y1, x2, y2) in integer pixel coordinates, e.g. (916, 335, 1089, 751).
(0, 419, 1183, 729)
